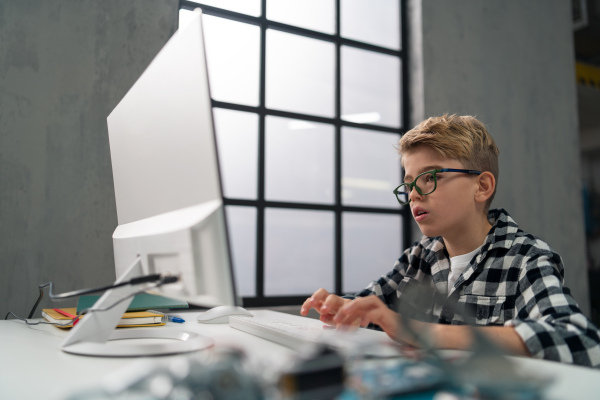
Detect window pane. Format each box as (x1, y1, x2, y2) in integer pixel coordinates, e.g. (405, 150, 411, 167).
(203, 15, 260, 106)
(266, 30, 335, 117)
(213, 109, 258, 200)
(187, 0, 261, 17)
(343, 212, 402, 293)
(265, 116, 335, 204)
(267, 0, 335, 34)
(341, 0, 400, 50)
(265, 208, 334, 296)
(226, 206, 257, 297)
(342, 127, 400, 208)
(341, 46, 401, 128)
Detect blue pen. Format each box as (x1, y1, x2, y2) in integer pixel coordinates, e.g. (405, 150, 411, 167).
(167, 315, 185, 323)
(147, 310, 185, 323)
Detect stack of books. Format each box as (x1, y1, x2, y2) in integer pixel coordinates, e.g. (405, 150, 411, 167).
(42, 308, 165, 329)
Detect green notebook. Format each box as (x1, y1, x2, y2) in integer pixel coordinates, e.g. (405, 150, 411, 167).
(76, 293, 189, 315)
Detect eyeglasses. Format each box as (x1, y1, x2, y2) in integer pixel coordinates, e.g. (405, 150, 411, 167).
(393, 168, 482, 205)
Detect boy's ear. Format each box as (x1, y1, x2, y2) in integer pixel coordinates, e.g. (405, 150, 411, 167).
(475, 171, 495, 203)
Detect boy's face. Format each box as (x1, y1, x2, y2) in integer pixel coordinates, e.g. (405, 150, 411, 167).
(402, 146, 481, 239)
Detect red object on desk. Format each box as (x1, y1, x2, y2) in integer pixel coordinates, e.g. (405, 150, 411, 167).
(53, 308, 79, 326)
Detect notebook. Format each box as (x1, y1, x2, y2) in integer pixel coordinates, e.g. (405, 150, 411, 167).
(42, 308, 165, 329)
(76, 293, 189, 314)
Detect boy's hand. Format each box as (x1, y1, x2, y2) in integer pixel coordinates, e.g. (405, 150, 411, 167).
(300, 288, 352, 325)
(301, 292, 420, 345)
(333, 295, 403, 342)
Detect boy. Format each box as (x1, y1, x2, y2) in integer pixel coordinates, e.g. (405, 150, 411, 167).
(301, 114, 600, 367)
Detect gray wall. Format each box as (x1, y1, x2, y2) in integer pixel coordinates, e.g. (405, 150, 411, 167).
(0, 0, 178, 317)
(408, 0, 590, 315)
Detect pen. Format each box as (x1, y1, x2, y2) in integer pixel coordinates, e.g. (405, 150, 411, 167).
(53, 308, 79, 326)
(147, 310, 185, 323)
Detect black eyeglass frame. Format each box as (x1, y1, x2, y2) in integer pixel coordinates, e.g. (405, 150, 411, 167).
(393, 168, 482, 205)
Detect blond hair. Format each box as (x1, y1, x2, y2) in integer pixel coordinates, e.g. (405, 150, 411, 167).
(399, 114, 499, 209)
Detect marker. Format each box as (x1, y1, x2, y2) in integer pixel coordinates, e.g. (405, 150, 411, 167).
(53, 308, 79, 326)
(147, 310, 185, 323)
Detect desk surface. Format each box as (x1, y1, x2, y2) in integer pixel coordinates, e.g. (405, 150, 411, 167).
(2, 310, 600, 400)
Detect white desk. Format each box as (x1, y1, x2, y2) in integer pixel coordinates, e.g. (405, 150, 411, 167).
(2, 310, 600, 400)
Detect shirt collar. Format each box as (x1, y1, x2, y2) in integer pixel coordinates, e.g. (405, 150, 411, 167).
(482, 208, 520, 251)
(423, 208, 519, 266)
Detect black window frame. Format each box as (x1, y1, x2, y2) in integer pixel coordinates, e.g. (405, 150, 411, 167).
(180, 0, 411, 307)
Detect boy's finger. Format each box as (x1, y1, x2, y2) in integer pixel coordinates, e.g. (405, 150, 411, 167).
(321, 295, 345, 314)
(320, 314, 336, 325)
(300, 288, 329, 315)
(311, 288, 330, 302)
(333, 297, 380, 325)
(300, 298, 313, 315)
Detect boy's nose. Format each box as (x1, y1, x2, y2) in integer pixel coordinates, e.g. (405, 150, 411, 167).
(409, 186, 423, 202)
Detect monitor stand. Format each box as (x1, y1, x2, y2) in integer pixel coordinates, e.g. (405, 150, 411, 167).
(60, 257, 213, 357)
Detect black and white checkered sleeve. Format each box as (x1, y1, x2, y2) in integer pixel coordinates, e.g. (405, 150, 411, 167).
(344, 243, 423, 306)
(509, 252, 600, 367)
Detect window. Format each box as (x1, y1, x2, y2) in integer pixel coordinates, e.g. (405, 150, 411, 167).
(180, 0, 409, 306)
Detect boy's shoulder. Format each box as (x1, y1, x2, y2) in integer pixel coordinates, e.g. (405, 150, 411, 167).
(484, 209, 563, 274)
(486, 208, 554, 251)
(408, 208, 557, 258)
(403, 209, 558, 261)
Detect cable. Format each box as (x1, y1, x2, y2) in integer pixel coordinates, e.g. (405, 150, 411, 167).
(77, 277, 173, 317)
(5, 272, 179, 325)
(24, 273, 169, 319)
(4, 311, 62, 326)
(46, 273, 164, 300)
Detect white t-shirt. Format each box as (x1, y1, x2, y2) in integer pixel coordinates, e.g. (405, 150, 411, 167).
(448, 246, 481, 295)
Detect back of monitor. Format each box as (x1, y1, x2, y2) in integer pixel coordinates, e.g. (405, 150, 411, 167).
(107, 8, 220, 228)
(105, 6, 238, 307)
(61, 10, 238, 356)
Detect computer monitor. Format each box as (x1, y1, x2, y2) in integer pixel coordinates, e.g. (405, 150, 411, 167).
(60, 9, 238, 356)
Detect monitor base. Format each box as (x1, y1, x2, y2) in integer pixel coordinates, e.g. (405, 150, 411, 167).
(61, 328, 214, 357)
(60, 257, 213, 357)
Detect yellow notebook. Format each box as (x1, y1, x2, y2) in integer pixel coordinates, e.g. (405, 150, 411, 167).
(42, 308, 165, 329)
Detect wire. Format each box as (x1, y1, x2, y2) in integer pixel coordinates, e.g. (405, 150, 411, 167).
(77, 277, 172, 316)
(45, 274, 164, 300)
(4, 311, 64, 326)
(5, 273, 179, 325)
(24, 273, 170, 319)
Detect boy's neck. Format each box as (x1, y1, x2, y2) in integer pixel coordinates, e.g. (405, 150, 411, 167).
(443, 212, 492, 258)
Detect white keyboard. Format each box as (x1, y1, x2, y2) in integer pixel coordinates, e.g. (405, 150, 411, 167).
(229, 315, 327, 349)
(229, 310, 402, 358)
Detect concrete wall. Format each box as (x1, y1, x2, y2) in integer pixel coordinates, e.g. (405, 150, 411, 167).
(408, 0, 590, 315)
(0, 0, 178, 317)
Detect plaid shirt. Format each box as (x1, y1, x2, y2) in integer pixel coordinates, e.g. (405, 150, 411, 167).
(348, 208, 600, 367)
